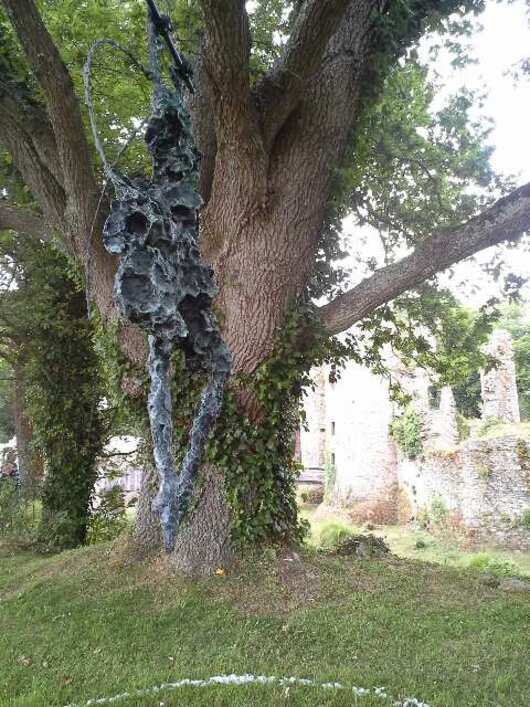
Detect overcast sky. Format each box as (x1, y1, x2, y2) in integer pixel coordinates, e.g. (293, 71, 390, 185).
(465, 0, 530, 182)
(342, 0, 530, 311)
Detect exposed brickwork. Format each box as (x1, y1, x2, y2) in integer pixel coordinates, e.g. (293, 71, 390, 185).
(398, 437, 530, 549)
(300, 330, 530, 548)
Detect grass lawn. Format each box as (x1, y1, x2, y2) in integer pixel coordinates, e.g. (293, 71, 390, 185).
(1, 537, 530, 707)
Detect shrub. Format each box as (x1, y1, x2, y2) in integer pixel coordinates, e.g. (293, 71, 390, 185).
(350, 499, 397, 525)
(330, 534, 390, 558)
(467, 552, 518, 577)
(37, 512, 84, 553)
(456, 413, 471, 442)
(477, 417, 502, 438)
(390, 406, 424, 459)
(0, 479, 39, 546)
(86, 486, 129, 545)
(417, 506, 430, 528)
(517, 440, 530, 465)
(0, 479, 24, 536)
(430, 496, 448, 526)
(499, 512, 513, 527)
(521, 509, 530, 530)
(299, 485, 324, 505)
(318, 521, 354, 549)
(476, 463, 492, 481)
(416, 497, 451, 533)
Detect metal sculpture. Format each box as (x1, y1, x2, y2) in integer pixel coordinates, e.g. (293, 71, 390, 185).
(84, 1, 231, 552)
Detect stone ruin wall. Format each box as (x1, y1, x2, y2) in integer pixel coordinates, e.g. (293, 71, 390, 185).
(326, 363, 398, 522)
(299, 368, 328, 472)
(396, 330, 529, 547)
(426, 387, 460, 450)
(300, 329, 530, 547)
(398, 438, 530, 549)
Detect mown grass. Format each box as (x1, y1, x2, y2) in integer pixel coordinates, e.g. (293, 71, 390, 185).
(1, 538, 530, 707)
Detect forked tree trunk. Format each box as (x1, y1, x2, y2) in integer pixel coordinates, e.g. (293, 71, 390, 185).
(157, 10, 375, 574)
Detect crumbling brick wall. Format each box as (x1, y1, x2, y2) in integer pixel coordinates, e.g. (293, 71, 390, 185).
(398, 436, 530, 549)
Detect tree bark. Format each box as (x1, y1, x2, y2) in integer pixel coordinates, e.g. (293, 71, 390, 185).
(169, 465, 234, 576)
(319, 182, 530, 335)
(131, 453, 162, 558)
(13, 364, 42, 496)
(0, 202, 50, 242)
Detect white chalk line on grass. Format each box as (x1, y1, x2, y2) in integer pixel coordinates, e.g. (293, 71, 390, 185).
(64, 673, 432, 707)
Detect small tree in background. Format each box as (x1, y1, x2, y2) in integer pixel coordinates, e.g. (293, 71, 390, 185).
(0, 236, 106, 548)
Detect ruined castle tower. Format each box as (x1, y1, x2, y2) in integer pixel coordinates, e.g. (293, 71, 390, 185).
(480, 329, 520, 423)
(430, 386, 459, 449)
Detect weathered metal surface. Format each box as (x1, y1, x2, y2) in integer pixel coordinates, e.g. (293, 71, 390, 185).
(84, 2, 231, 551)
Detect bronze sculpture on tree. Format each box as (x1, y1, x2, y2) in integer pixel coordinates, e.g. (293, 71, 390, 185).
(84, 0, 231, 552)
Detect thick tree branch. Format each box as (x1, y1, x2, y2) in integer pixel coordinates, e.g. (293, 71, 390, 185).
(198, 1, 253, 132)
(257, 0, 352, 150)
(0, 3, 151, 374)
(0, 96, 67, 230)
(264, 1, 376, 297)
(198, 0, 250, 91)
(197, 1, 269, 253)
(1, 0, 98, 221)
(0, 80, 63, 188)
(0, 0, 120, 326)
(319, 183, 530, 336)
(0, 201, 49, 241)
(198, 0, 264, 165)
(187, 52, 217, 206)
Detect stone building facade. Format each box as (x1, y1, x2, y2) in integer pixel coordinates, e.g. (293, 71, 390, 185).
(299, 330, 530, 547)
(299, 359, 398, 520)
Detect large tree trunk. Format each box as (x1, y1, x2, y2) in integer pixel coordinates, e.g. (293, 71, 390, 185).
(134, 259, 290, 571)
(135, 457, 235, 575)
(13, 364, 43, 496)
(127, 198, 305, 571)
(169, 465, 234, 575)
(165, 216, 304, 574)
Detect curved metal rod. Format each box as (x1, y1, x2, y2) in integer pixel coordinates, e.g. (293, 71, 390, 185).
(83, 39, 151, 185)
